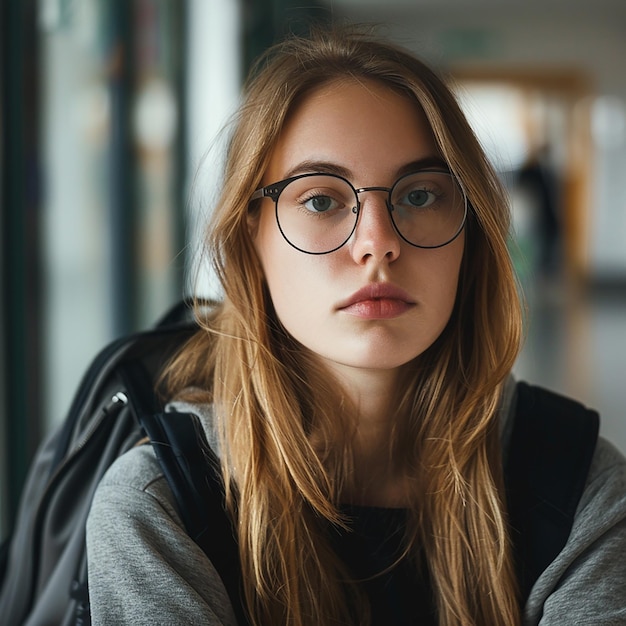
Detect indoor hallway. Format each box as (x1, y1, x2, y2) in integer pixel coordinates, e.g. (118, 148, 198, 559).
(514, 277, 626, 454)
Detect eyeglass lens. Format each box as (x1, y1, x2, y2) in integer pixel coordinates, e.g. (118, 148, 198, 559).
(275, 171, 466, 254)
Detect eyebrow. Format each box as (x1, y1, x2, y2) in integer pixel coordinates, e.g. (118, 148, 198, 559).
(282, 156, 449, 181)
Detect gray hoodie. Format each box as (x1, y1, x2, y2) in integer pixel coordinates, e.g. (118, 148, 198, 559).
(86, 382, 626, 625)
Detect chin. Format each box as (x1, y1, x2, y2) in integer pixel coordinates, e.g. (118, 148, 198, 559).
(324, 347, 426, 373)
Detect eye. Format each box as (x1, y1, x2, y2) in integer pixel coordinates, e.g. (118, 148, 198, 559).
(302, 194, 341, 213)
(391, 171, 454, 212)
(399, 187, 437, 209)
(284, 175, 355, 217)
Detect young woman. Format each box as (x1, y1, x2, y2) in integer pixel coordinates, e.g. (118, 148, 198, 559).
(86, 27, 626, 626)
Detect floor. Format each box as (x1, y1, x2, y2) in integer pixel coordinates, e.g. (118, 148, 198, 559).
(513, 275, 626, 455)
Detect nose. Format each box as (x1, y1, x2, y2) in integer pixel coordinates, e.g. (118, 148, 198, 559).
(349, 189, 401, 265)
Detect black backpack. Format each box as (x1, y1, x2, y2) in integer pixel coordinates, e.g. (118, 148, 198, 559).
(0, 301, 599, 625)
(0, 301, 205, 625)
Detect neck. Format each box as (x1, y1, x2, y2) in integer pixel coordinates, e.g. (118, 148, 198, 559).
(327, 361, 402, 424)
(347, 451, 410, 508)
(325, 363, 412, 507)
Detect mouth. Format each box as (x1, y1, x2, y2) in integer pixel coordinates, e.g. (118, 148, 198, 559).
(337, 283, 416, 319)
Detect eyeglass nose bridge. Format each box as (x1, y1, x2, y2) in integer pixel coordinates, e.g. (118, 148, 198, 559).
(352, 185, 395, 216)
(355, 185, 393, 195)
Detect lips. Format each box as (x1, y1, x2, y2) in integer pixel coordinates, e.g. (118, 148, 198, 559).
(337, 283, 416, 319)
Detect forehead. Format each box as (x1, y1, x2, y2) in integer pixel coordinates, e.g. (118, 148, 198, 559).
(264, 78, 440, 184)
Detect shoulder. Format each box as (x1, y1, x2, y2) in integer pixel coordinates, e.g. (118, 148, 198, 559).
(524, 438, 626, 626)
(95, 443, 177, 505)
(87, 444, 185, 549)
(501, 379, 626, 623)
(91, 396, 220, 527)
(587, 435, 626, 484)
(523, 437, 626, 624)
(575, 436, 626, 534)
(501, 377, 626, 535)
(98, 442, 163, 489)
(575, 436, 626, 563)
(87, 442, 238, 625)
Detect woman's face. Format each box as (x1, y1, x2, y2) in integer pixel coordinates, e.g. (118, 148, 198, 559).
(253, 79, 465, 378)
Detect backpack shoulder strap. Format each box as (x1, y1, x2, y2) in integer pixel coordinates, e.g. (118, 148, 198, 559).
(140, 411, 249, 626)
(505, 381, 599, 599)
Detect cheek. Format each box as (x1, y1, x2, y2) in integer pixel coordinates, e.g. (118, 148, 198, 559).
(256, 208, 288, 282)
(423, 234, 465, 317)
(254, 208, 318, 315)
(254, 217, 349, 361)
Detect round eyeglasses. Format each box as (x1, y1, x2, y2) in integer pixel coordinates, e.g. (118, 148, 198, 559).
(250, 170, 468, 255)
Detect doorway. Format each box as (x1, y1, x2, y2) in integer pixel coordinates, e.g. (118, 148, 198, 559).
(452, 68, 593, 283)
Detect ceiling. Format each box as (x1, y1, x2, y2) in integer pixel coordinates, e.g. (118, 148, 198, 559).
(330, 0, 626, 8)
(327, 0, 626, 19)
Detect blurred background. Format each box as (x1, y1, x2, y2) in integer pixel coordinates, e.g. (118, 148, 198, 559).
(1, 0, 625, 537)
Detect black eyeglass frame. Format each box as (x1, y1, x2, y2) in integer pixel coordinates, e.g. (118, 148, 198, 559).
(250, 169, 468, 255)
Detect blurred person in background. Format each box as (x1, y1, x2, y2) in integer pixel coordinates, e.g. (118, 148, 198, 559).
(516, 143, 562, 277)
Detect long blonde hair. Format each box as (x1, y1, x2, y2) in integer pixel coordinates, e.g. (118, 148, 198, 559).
(166, 26, 523, 626)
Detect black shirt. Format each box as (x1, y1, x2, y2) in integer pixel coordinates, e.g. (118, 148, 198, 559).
(330, 504, 437, 626)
